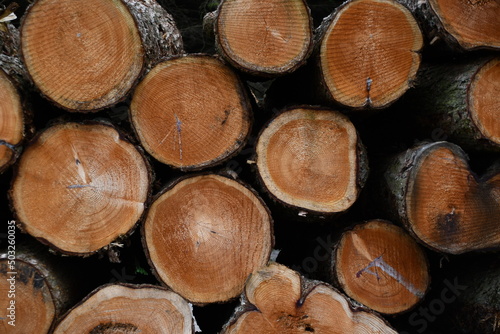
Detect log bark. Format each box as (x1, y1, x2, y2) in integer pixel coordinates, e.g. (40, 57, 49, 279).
(332, 219, 430, 315)
(130, 54, 252, 171)
(315, 0, 423, 109)
(142, 174, 273, 304)
(404, 57, 500, 151)
(255, 106, 368, 215)
(381, 141, 500, 254)
(10, 122, 151, 256)
(211, 0, 313, 77)
(53, 283, 193, 333)
(0, 240, 80, 333)
(397, 0, 500, 51)
(20, 0, 183, 112)
(222, 262, 397, 333)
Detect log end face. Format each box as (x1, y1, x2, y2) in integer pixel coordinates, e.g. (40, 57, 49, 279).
(320, 0, 423, 109)
(406, 143, 500, 254)
(429, 0, 500, 50)
(216, 0, 313, 76)
(130, 55, 251, 170)
(20, 0, 145, 111)
(144, 174, 272, 304)
(256, 107, 363, 213)
(469, 58, 500, 146)
(335, 220, 430, 314)
(10, 123, 150, 255)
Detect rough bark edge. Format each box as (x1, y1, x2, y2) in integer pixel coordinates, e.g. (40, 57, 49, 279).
(8, 120, 154, 259)
(397, 0, 499, 51)
(330, 219, 431, 315)
(19, 0, 184, 113)
(129, 53, 254, 172)
(404, 57, 499, 152)
(381, 141, 471, 254)
(0, 240, 81, 333)
(140, 172, 275, 306)
(221, 262, 397, 333)
(54, 283, 194, 333)
(314, 0, 423, 111)
(211, 0, 315, 78)
(254, 105, 369, 218)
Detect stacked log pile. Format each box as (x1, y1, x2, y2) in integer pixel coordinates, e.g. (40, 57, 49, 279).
(0, 0, 499, 333)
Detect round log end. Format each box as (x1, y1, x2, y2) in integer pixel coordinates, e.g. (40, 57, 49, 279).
(130, 55, 251, 170)
(429, 0, 500, 50)
(21, 0, 144, 111)
(53, 284, 193, 333)
(256, 107, 365, 213)
(320, 0, 422, 108)
(0, 69, 23, 172)
(11, 122, 150, 255)
(469, 58, 500, 146)
(335, 219, 430, 314)
(143, 174, 273, 304)
(216, 0, 313, 76)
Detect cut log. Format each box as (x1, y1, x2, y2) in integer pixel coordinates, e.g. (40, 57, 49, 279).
(382, 141, 500, 254)
(142, 174, 273, 304)
(404, 57, 500, 151)
(53, 284, 193, 333)
(10, 122, 150, 256)
(130, 54, 252, 171)
(223, 262, 397, 333)
(0, 69, 23, 173)
(255, 106, 368, 214)
(0, 241, 79, 333)
(316, 0, 423, 109)
(20, 0, 183, 112)
(213, 0, 313, 77)
(333, 219, 430, 314)
(398, 0, 500, 51)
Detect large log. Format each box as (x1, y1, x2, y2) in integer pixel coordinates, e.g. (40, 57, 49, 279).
(333, 219, 430, 315)
(404, 57, 500, 151)
(397, 0, 500, 51)
(255, 106, 368, 215)
(222, 262, 397, 333)
(382, 141, 500, 254)
(210, 0, 313, 77)
(142, 174, 273, 304)
(130, 54, 252, 171)
(53, 283, 193, 333)
(10, 122, 151, 256)
(20, 0, 183, 112)
(315, 0, 423, 109)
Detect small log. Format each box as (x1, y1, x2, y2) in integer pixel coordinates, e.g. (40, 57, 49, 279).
(404, 57, 500, 151)
(142, 174, 273, 304)
(0, 240, 79, 333)
(130, 54, 252, 171)
(10, 122, 151, 256)
(0, 69, 24, 173)
(20, 0, 183, 112)
(398, 0, 500, 51)
(333, 219, 430, 314)
(212, 0, 313, 77)
(316, 0, 423, 109)
(53, 283, 193, 333)
(255, 106, 368, 214)
(223, 262, 397, 333)
(382, 141, 500, 254)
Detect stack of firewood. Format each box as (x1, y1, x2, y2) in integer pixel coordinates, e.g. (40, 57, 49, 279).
(0, 0, 498, 333)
